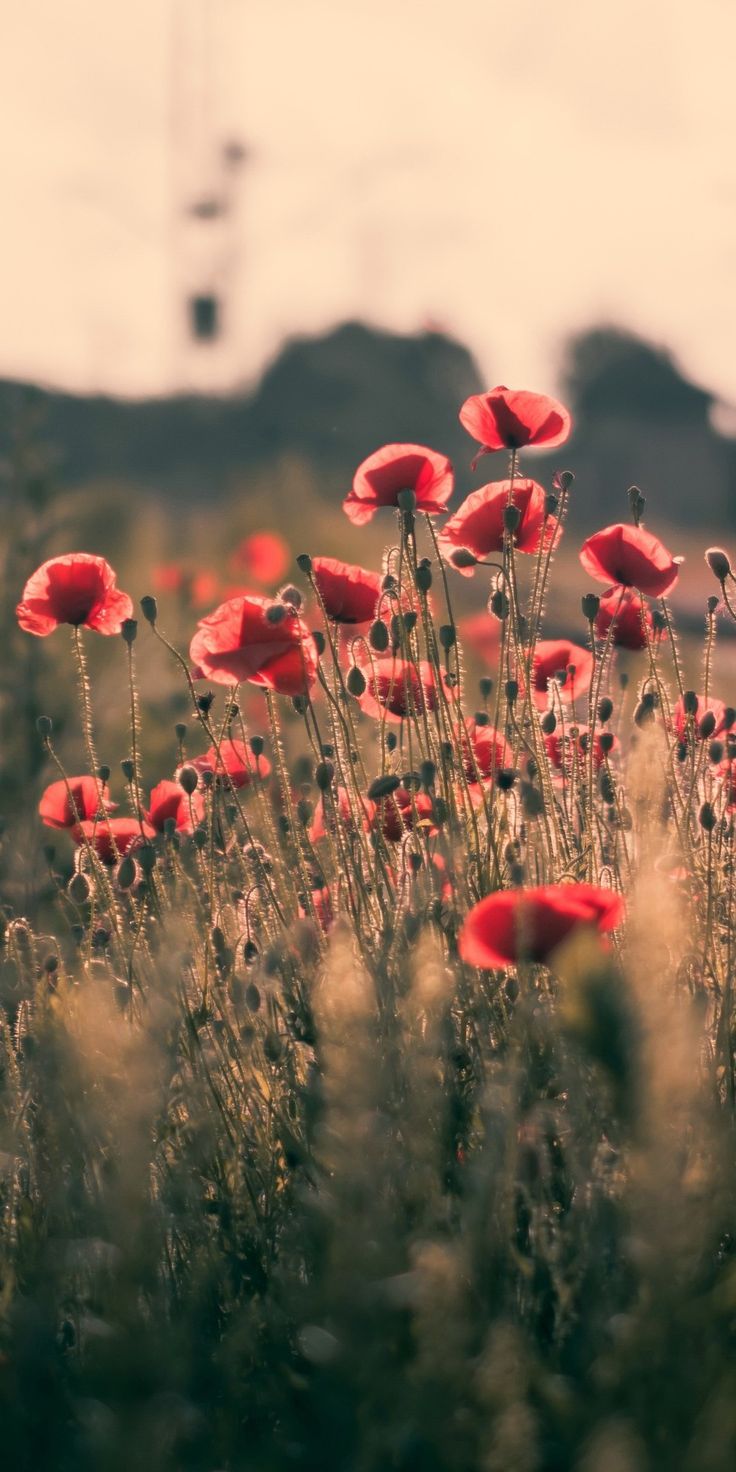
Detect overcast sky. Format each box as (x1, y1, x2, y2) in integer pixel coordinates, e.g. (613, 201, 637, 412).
(2, 0, 736, 402)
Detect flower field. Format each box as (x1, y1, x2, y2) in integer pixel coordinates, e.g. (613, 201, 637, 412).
(2, 384, 736, 1470)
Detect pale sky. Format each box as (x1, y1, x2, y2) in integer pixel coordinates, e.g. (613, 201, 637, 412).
(2, 0, 736, 402)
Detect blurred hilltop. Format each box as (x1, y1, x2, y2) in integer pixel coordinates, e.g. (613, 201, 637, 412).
(0, 323, 734, 533)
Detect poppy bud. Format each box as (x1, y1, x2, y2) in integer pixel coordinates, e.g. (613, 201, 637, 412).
(175, 722, 187, 741)
(619, 672, 629, 690)
(419, 760, 436, 789)
(387, 731, 398, 752)
(266, 602, 288, 625)
(599, 730, 615, 755)
(652, 609, 667, 632)
(140, 595, 158, 625)
(598, 697, 614, 723)
(709, 739, 724, 765)
(315, 761, 334, 791)
(121, 618, 137, 645)
(369, 619, 389, 652)
(243, 939, 259, 964)
(179, 764, 199, 795)
(634, 700, 655, 728)
(433, 796, 448, 825)
(699, 802, 717, 833)
(479, 676, 493, 700)
(545, 493, 559, 518)
(98, 764, 111, 782)
(491, 589, 509, 620)
(541, 711, 556, 735)
(193, 826, 208, 849)
(403, 611, 419, 636)
(505, 679, 518, 704)
(250, 735, 265, 756)
(44, 955, 59, 975)
(120, 759, 135, 782)
(628, 485, 646, 524)
(440, 740, 454, 763)
(246, 982, 261, 1012)
(382, 573, 398, 592)
(439, 624, 456, 650)
(581, 593, 600, 622)
(724, 708, 736, 731)
(474, 711, 489, 726)
(296, 554, 312, 573)
(292, 695, 308, 715)
(138, 845, 157, 875)
(553, 470, 574, 493)
(496, 768, 516, 791)
(521, 782, 544, 817)
(599, 771, 615, 805)
(347, 665, 366, 697)
(707, 595, 720, 616)
(36, 715, 53, 738)
(676, 740, 688, 762)
(311, 630, 326, 656)
(68, 871, 90, 903)
(699, 711, 717, 740)
(682, 690, 699, 716)
(415, 563, 432, 593)
(408, 851, 423, 874)
(396, 488, 416, 514)
(281, 585, 302, 608)
(503, 504, 522, 533)
(450, 548, 478, 570)
(116, 854, 137, 890)
(706, 547, 731, 582)
(197, 691, 215, 715)
(368, 773, 401, 800)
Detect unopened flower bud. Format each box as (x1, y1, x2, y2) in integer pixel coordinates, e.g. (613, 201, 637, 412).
(120, 759, 135, 782)
(683, 690, 699, 716)
(439, 624, 456, 651)
(68, 871, 91, 904)
(553, 470, 574, 493)
(545, 493, 559, 518)
(541, 711, 556, 735)
(347, 665, 366, 697)
(706, 546, 731, 582)
(598, 696, 614, 723)
(699, 801, 717, 833)
(36, 715, 53, 738)
(280, 584, 302, 608)
(266, 602, 288, 625)
(709, 739, 724, 765)
(450, 548, 478, 569)
(505, 679, 518, 704)
(311, 629, 326, 656)
(479, 676, 493, 700)
(315, 761, 334, 791)
(415, 563, 432, 593)
(296, 553, 312, 573)
(699, 711, 717, 740)
(419, 760, 436, 789)
(581, 593, 600, 622)
(368, 773, 401, 800)
(599, 730, 615, 755)
(369, 618, 389, 652)
(250, 735, 265, 757)
(116, 854, 137, 890)
(121, 618, 137, 645)
(179, 764, 199, 795)
(490, 589, 509, 620)
(98, 764, 111, 782)
(140, 595, 157, 625)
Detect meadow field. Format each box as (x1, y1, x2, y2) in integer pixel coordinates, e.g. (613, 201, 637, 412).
(2, 383, 736, 1471)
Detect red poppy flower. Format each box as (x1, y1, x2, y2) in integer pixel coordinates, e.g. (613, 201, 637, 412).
(457, 611, 500, 665)
(311, 557, 383, 624)
(673, 694, 729, 744)
(544, 725, 615, 773)
(190, 738, 271, 789)
(459, 882, 624, 970)
(17, 554, 134, 636)
(144, 780, 205, 835)
(190, 595, 318, 695)
(230, 531, 290, 585)
(343, 444, 454, 526)
(39, 776, 116, 830)
(457, 719, 511, 784)
(594, 586, 652, 650)
(438, 479, 560, 575)
(74, 817, 155, 864)
(580, 524, 679, 598)
(308, 786, 376, 843)
(355, 657, 454, 721)
(531, 640, 594, 709)
(459, 386, 571, 464)
(377, 786, 438, 842)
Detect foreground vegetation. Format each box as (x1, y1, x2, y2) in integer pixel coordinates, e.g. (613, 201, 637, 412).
(2, 386, 736, 1470)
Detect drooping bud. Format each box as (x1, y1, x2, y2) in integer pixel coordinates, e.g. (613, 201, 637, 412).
(505, 679, 519, 704)
(346, 665, 366, 697)
(250, 735, 265, 757)
(706, 546, 731, 582)
(541, 711, 556, 735)
(450, 548, 478, 570)
(369, 618, 390, 652)
(490, 589, 509, 620)
(368, 774, 401, 800)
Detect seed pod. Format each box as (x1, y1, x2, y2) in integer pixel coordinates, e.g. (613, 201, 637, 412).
(503, 503, 521, 533)
(120, 758, 135, 782)
(175, 722, 187, 742)
(98, 764, 111, 782)
(598, 696, 614, 723)
(438, 623, 456, 651)
(581, 593, 600, 622)
(553, 470, 574, 493)
(250, 735, 265, 757)
(281, 584, 302, 609)
(347, 665, 366, 697)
